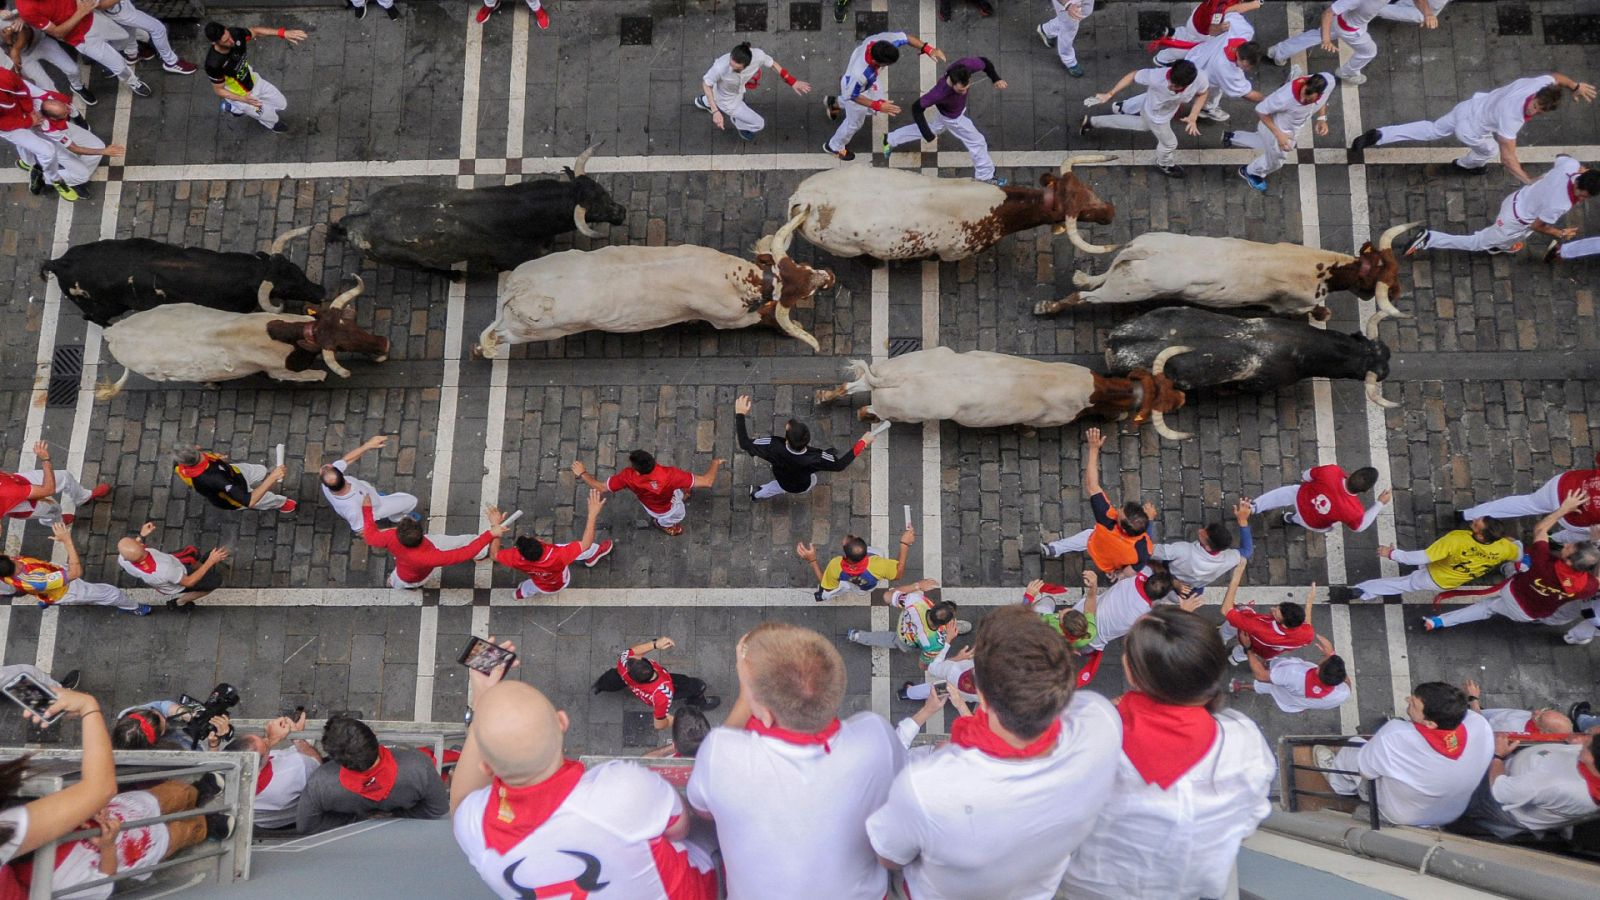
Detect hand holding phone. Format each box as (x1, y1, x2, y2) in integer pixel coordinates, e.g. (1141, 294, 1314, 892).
(461, 636, 520, 700)
(4, 673, 62, 727)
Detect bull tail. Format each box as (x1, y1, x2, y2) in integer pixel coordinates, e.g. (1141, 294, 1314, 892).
(94, 367, 130, 402)
(474, 318, 503, 360)
(844, 359, 873, 387)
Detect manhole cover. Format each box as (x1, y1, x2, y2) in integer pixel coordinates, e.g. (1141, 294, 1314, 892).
(1544, 14, 1600, 44)
(790, 2, 821, 32)
(1497, 5, 1532, 36)
(620, 15, 652, 46)
(734, 2, 768, 31)
(1136, 11, 1172, 43)
(887, 337, 922, 358)
(855, 10, 888, 41)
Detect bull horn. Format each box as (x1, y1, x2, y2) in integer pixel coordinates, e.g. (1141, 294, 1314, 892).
(329, 275, 364, 311)
(269, 224, 314, 256)
(1151, 410, 1193, 441)
(1373, 280, 1408, 320)
(322, 350, 352, 379)
(94, 367, 130, 402)
(1151, 345, 1192, 377)
(257, 280, 281, 314)
(1364, 309, 1389, 337)
(771, 207, 809, 260)
(1059, 154, 1117, 175)
(1365, 372, 1399, 409)
(572, 142, 600, 178)
(773, 303, 820, 353)
(573, 205, 602, 238)
(1377, 221, 1421, 252)
(1064, 217, 1116, 255)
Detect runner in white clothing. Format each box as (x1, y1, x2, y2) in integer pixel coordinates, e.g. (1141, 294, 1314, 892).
(1374, 0, 1447, 24)
(1036, 0, 1094, 77)
(1, 15, 90, 102)
(236, 713, 322, 830)
(695, 41, 810, 142)
(823, 30, 943, 161)
(13, 0, 151, 96)
(1, 443, 110, 528)
(1266, 0, 1434, 85)
(30, 96, 121, 199)
(1234, 635, 1352, 713)
(1407, 155, 1598, 255)
(1149, 0, 1260, 65)
(1080, 61, 1208, 178)
(1230, 72, 1333, 191)
(1183, 15, 1265, 122)
(1149, 498, 1253, 594)
(319, 435, 419, 532)
(1353, 73, 1595, 180)
(99, 0, 199, 74)
(116, 521, 229, 608)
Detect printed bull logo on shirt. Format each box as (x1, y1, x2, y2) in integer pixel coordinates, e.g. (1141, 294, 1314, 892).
(1310, 493, 1333, 515)
(502, 851, 608, 899)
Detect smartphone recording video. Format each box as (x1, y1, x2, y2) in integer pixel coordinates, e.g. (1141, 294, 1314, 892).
(3, 673, 63, 727)
(458, 637, 517, 675)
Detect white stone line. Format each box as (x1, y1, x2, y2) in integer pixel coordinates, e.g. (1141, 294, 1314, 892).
(467, 605, 491, 706)
(414, 605, 439, 722)
(913, 0, 943, 724)
(0, 607, 10, 672)
(870, 603, 891, 719)
(506, 5, 529, 163)
(458, 3, 485, 163)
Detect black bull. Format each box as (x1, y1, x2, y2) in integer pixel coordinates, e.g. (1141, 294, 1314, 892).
(1105, 307, 1392, 396)
(42, 237, 325, 328)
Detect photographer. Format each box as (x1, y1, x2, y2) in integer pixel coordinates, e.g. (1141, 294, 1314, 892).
(112, 684, 239, 752)
(0, 687, 117, 867)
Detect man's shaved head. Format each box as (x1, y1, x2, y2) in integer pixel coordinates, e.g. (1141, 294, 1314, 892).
(473, 681, 566, 784)
(116, 537, 147, 561)
(1533, 709, 1574, 735)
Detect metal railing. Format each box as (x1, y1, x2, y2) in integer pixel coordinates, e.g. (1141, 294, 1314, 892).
(5, 748, 257, 899)
(1276, 734, 1382, 831)
(231, 718, 466, 775)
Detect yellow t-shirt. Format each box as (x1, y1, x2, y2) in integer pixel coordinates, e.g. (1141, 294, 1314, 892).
(820, 555, 901, 592)
(1424, 530, 1520, 588)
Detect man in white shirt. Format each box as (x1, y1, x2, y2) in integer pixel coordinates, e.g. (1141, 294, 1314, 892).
(1229, 73, 1334, 192)
(695, 41, 810, 142)
(319, 434, 418, 532)
(1316, 681, 1494, 826)
(1353, 73, 1596, 180)
(688, 622, 905, 900)
(1266, 0, 1434, 85)
(1037, 0, 1094, 77)
(116, 521, 229, 608)
(1150, 0, 1260, 65)
(823, 30, 943, 161)
(1452, 733, 1600, 839)
(1462, 678, 1574, 736)
(1234, 635, 1352, 713)
(867, 606, 1120, 900)
(235, 712, 322, 830)
(1180, 13, 1261, 122)
(1080, 60, 1209, 178)
(1150, 498, 1253, 594)
(1408, 156, 1599, 255)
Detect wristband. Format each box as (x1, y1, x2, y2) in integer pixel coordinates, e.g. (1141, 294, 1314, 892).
(778, 67, 797, 87)
(921, 44, 935, 57)
(870, 99, 885, 113)
(1495, 754, 1509, 761)
(277, 27, 286, 38)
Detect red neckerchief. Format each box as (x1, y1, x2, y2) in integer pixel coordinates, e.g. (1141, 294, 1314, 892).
(130, 553, 157, 574)
(1222, 37, 1248, 62)
(482, 759, 586, 854)
(255, 758, 275, 795)
(1569, 178, 1580, 205)
(1076, 649, 1104, 687)
(1412, 722, 1469, 760)
(337, 746, 399, 801)
(950, 707, 1061, 760)
(1303, 668, 1335, 699)
(1576, 760, 1600, 805)
(744, 69, 762, 91)
(745, 716, 842, 753)
(1117, 691, 1219, 789)
(839, 556, 872, 577)
(955, 669, 977, 696)
(175, 455, 217, 480)
(1523, 716, 1543, 735)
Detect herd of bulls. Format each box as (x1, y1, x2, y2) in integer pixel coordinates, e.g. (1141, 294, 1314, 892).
(41, 152, 1414, 439)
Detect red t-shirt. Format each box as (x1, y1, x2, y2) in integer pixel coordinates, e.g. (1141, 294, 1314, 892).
(17, 0, 93, 46)
(0, 67, 35, 133)
(606, 466, 693, 515)
(1295, 465, 1366, 530)
(617, 650, 674, 719)
(1509, 539, 1599, 619)
(0, 472, 35, 517)
(1224, 607, 1314, 660)
(495, 541, 585, 593)
(1556, 467, 1600, 527)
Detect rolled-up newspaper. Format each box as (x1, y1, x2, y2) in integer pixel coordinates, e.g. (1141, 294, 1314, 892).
(275, 443, 284, 467)
(500, 510, 523, 528)
(871, 421, 892, 436)
(903, 505, 912, 529)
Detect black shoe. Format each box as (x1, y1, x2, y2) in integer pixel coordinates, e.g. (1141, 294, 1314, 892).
(28, 164, 44, 196)
(834, 0, 849, 23)
(73, 85, 98, 106)
(56, 669, 80, 690)
(814, 588, 826, 602)
(1221, 130, 1237, 148)
(205, 811, 235, 841)
(938, 0, 951, 21)
(1156, 164, 1185, 179)
(352, 1, 367, 18)
(897, 681, 914, 702)
(695, 695, 722, 712)
(1571, 701, 1592, 725)
(128, 80, 151, 98)
(824, 142, 855, 161)
(386, 3, 400, 18)
(1327, 585, 1358, 603)
(269, 121, 288, 133)
(822, 95, 841, 121)
(194, 772, 224, 808)
(1079, 114, 1093, 136)
(1544, 242, 1562, 265)
(1450, 160, 1486, 176)
(1350, 128, 1380, 153)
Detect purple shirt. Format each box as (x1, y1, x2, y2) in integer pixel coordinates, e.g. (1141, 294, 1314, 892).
(917, 57, 998, 119)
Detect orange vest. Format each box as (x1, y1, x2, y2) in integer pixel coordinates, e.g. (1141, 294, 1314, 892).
(1087, 509, 1150, 573)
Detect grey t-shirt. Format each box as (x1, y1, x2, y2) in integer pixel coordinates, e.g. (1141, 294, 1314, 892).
(295, 748, 449, 835)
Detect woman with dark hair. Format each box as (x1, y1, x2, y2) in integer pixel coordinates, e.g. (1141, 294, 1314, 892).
(0, 688, 118, 867)
(1064, 563, 1275, 899)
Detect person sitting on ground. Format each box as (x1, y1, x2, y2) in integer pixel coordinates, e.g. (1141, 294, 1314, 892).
(1461, 678, 1573, 736)
(1041, 427, 1156, 580)
(1450, 731, 1600, 840)
(1025, 572, 1099, 652)
(295, 715, 449, 835)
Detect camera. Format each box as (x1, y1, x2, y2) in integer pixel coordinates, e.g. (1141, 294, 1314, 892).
(179, 683, 241, 745)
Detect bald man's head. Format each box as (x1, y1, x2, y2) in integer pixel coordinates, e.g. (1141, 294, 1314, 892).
(116, 537, 147, 562)
(40, 99, 69, 121)
(473, 681, 567, 785)
(1533, 709, 1574, 735)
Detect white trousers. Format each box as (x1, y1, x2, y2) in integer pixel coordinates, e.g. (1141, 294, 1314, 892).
(827, 83, 882, 153)
(1, 34, 85, 90)
(1090, 96, 1178, 167)
(514, 542, 603, 596)
(102, 1, 178, 66)
(1326, 743, 1366, 796)
(387, 533, 486, 589)
(352, 0, 397, 7)
(1231, 124, 1293, 178)
(1432, 583, 1581, 628)
(753, 474, 816, 500)
(234, 462, 289, 511)
(1566, 604, 1600, 643)
(1269, 22, 1377, 77)
(1041, 1, 1085, 68)
(1252, 482, 1331, 531)
(1463, 474, 1591, 543)
(708, 93, 764, 133)
(72, 14, 137, 83)
(483, 0, 543, 10)
(1376, 105, 1496, 169)
(886, 110, 994, 180)
(0, 128, 60, 180)
(639, 489, 687, 528)
(224, 74, 287, 128)
(3, 470, 95, 525)
(1045, 527, 1094, 557)
(1424, 193, 1532, 253)
(39, 122, 105, 186)
(1353, 567, 1441, 601)
(1375, 0, 1449, 24)
(56, 579, 140, 610)
(1558, 236, 1600, 260)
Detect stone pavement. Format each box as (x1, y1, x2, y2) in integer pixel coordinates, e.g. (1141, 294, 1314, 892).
(2, 1, 1599, 757)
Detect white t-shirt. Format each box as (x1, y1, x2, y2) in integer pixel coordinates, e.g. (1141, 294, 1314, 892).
(1492, 743, 1600, 834)
(455, 761, 713, 900)
(321, 460, 384, 532)
(688, 712, 905, 900)
(0, 805, 27, 865)
(1076, 574, 1156, 650)
(1458, 75, 1555, 143)
(53, 790, 169, 900)
(1356, 712, 1494, 826)
(1330, 0, 1389, 33)
(1256, 74, 1336, 135)
(1509, 155, 1582, 225)
(117, 548, 189, 596)
(1064, 709, 1276, 900)
(841, 31, 908, 101)
(1196, 23, 1257, 100)
(703, 47, 773, 107)
(925, 656, 978, 703)
(1257, 656, 1351, 713)
(866, 692, 1122, 900)
(1480, 707, 1537, 733)
(1150, 540, 1242, 588)
(1132, 66, 1210, 120)
(255, 746, 322, 830)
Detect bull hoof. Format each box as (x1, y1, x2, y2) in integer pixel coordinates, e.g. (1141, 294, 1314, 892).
(857, 407, 880, 423)
(1033, 299, 1063, 316)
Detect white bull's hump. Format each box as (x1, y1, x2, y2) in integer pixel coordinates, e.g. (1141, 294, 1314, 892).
(1088, 232, 1355, 309)
(868, 347, 1097, 428)
(1129, 232, 1353, 266)
(105, 304, 303, 382)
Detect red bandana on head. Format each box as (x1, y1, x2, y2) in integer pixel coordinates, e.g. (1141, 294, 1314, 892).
(1413, 722, 1469, 760)
(745, 716, 842, 753)
(1117, 691, 1219, 789)
(1292, 77, 1312, 103)
(337, 746, 399, 801)
(1222, 38, 1249, 63)
(1577, 759, 1600, 805)
(1303, 668, 1336, 700)
(482, 759, 586, 854)
(950, 707, 1061, 760)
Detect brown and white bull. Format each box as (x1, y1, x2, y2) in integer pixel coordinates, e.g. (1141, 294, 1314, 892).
(97, 276, 388, 398)
(786, 156, 1117, 262)
(474, 212, 833, 358)
(813, 345, 1192, 440)
(1033, 222, 1418, 331)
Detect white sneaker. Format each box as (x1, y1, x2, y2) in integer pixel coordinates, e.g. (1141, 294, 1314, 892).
(1337, 71, 1367, 85)
(1228, 645, 1248, 665)
(1039, 541, 1060, 559)
(1564, 632, 1594, 646)
(1198, 108, 1230, 122)
(1312, 745, 1338, 773)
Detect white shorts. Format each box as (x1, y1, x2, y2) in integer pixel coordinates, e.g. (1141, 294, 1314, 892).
(644, 490, 687, 528)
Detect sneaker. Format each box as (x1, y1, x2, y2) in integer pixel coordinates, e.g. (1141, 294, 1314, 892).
(955, 619, 973, 635)
(1039, 541, 1060, 559)
(1404, 231, 1430, 257)
(981, 176, 1009, 187)
(56, 669, 81, 690)
(881, 134, 892, 157)
(128, 80, 151, 98)
(353, 0, 367, 18)
(53, 182, 79, 202)
(1238, 166, 1267, 193)
(475, 3, 495, 24)
(1420, 615, 1443, 632)
(1228, 645, 1248, 665)
(1544, 242, 1562, 264)
(747, 485, 758, 501)
(164, 59, 198, 75)
(386, 3, 400, 18)
(1326, 585, 1358, 603)
(16, 159, 31, 173)
(194, 772, 224, 809)
(822, 95, 841, 121)
(127, 604, 153, 616)
(1037, 24, 1056, 48)
(813, 588, 826, 603)
(1569, 701, 1592, 724)
(73, 85, 98, 106)
(694, 695, 722, 711)
(1156, 164, 1185, 179)
(1349, 128, 1380, 152)
(1066, 64, 1085, 78)
(694, 95, 711, 113)
(584, 539, 614, 567)
(280, 499, 298, 513)
(1450, 160, 1486, 176)
(513, 585, 535, 601)
(737, 129, 756, 142)
(1197, 108, 1230, 122)
(660, 523, 684, 536)
(1078, 114, 1093, 136)
(1227, 678, 1245, 694)
(27, 164, 44, 196)
(1279, 510, 1294, 525)
(122, 49, 140, 63)
(88, 483, 111, 502)
(269, 121, 288, 133)
(1564, 631, 1593, 646)
(204, 811, 235, 842)
(1337, 71, 1367, 86)
(824, 142, 855, 162)
(1312, 745, 1337, 773)
(1221, 130, 1237, 148)
(846, 628, 862, 643)
(897, 681, 914, 701)
(221, 100, 242, 117)
(533, 7, 550, 29)
(835, 0, 849, 23)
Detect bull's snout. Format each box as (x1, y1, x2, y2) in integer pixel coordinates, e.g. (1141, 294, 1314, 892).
(1080, 201, 1115, 226)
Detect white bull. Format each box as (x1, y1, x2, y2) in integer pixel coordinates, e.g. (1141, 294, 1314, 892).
(475, 213, 833, 358)
(814, 346, 1191, 439)
(1035, 223, 1418, 332)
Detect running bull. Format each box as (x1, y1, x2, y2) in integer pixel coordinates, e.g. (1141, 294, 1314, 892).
(97, 276, 387, 397)
(813, 345, 1192, 440)
(475, 212, 832, 357)
(42, 226, 324, 328)
(1104, 307, 1398, 441)
(330, 144, 626, 274)
(1035, 222, 1419, 331)
(786, 155, 1118, 262)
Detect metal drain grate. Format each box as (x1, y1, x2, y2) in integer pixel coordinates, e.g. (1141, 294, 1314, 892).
(620, 16, 652, 46)
(1136, 11, 1172, 43)
(1543, 14, 1600, 44)
(790, 2, 821, 31)
(735, 2, 768, 31)
(887, 337, 922, 358)
(855, 10, 888, 41)
(1497, 5, 1532, 36)
(47, 346, 82, 407)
